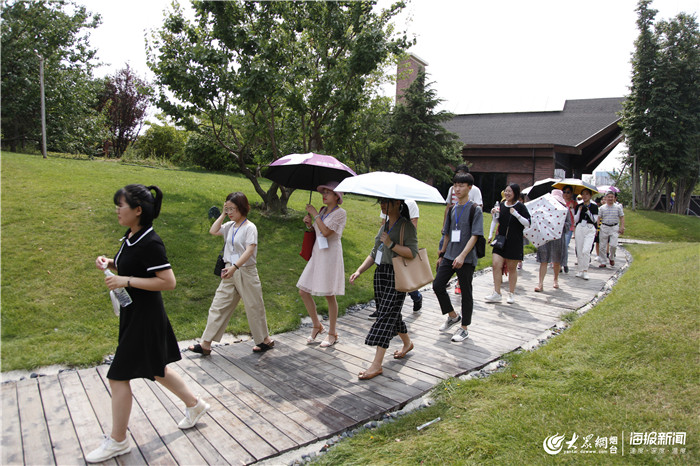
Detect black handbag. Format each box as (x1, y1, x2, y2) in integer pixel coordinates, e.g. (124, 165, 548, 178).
(491, 209, 511, 250)
(213, 245, 225, 276)
(490, 234, 506, 249)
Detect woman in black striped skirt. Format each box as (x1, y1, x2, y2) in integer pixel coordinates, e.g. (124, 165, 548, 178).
(349, 199, 418, 380)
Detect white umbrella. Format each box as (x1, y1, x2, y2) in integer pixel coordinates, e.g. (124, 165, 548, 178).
(523, 193, 568, 248)
(334, 171, 445, 204)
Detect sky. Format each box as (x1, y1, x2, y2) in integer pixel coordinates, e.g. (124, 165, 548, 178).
(80, 0, 699, 172)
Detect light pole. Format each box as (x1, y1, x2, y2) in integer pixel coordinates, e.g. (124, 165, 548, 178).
(39, 55, 47, 159)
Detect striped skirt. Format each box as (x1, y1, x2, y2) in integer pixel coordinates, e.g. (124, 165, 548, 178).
(365, 264, 408, 348)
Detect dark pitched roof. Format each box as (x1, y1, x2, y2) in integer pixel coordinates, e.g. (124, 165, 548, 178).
(443, 97, 625, 148)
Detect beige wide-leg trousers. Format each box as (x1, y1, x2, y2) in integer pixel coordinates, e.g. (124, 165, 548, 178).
(202, 264, 270, 345)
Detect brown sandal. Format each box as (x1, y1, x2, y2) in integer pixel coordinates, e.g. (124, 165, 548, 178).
(320, 333, 338, 348)
(393, 342, 414, 359)
(306, 324, 325, 344)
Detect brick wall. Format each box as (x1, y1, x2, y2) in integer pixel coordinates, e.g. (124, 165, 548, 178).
(396, 55, 428, 105)
(462, 147, 556, 187)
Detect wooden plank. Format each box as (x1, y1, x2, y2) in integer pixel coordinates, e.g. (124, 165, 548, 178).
(16, 378, 54, 465)
(78, 368, 146, 465)
(199, 351, 337, 439)
(265, 332, 433, 408)
(94, 365, 177, 465)
(339, 312, 494, 377)
(300, 322, 452, 386)
(2, 383, 23, 465)
(37, 375, 85, 465)
(159, 358, 278, 462)
(144, 368, 251, 466)
(285, 329, 438, 395)
(214, 347, 357, 433)
(58, 371, 108, 463)
(222, 339, 391, 422)
(178, 351, 316, 447)
(221, 343, 370, 423)
(128, 377, 209, 465)
(267, 337, 400, 411)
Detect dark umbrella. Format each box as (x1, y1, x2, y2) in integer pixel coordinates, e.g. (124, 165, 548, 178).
(522, 177, 561, 200)
(263, 152, 356, 202)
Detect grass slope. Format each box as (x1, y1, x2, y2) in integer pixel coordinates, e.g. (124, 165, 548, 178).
(1, 152, 488, 370)
(315, 242, 699, 465)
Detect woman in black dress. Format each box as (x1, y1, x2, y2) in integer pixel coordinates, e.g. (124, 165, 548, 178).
(86, 185, 209, 463)
(485, 183, 531, 305)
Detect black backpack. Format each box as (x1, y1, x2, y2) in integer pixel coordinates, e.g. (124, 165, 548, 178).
(470, 203, 486, 258)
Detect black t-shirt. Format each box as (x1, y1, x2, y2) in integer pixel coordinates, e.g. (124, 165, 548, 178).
(576, 202, 599, 225)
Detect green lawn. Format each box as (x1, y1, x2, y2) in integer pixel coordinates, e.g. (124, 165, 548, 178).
(1, 152, 493, 370)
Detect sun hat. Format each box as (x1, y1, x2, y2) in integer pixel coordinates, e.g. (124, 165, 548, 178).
(550, 189, 566, 206)
(317, 181, 343, 204)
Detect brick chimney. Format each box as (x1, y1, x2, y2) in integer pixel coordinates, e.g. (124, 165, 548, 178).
(395, 53, 428, 105)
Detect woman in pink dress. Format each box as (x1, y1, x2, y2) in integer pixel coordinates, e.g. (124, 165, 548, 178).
(297, 181, 347, 347)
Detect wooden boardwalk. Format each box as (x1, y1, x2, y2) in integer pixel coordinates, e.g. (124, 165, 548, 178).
(1, 248, 626, 465)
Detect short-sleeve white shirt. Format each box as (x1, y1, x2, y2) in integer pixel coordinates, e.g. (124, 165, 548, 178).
(220, 220, 258, 265)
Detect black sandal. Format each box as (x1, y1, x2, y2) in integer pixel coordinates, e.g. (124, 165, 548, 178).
(253, 341, 275, 353)
(188, 344, 211, 355)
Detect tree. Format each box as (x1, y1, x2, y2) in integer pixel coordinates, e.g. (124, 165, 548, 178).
(1, 0, 104, 154)
(133, 118, 186, 161)
(621, 0, 700, 213)
(148, 0, 411, 212)
(98, 65, 151, 157)
(380, 70, 462, 185)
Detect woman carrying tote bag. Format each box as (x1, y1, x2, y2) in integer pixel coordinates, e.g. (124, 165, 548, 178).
(349, 199, 417, 380)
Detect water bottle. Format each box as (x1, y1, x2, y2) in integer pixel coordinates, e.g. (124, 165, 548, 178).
(103, 269, 133, 307)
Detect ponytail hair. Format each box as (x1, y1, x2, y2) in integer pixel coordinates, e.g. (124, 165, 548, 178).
(113, 184, 163, 227)
(399, 200, 411, 221)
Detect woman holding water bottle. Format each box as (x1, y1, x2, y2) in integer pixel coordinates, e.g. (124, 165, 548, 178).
(188, 191, 274, 355)
(89, 184, 208, 463)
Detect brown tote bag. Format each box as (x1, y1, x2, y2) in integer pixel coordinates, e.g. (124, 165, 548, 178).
(392, 223, 434, 292)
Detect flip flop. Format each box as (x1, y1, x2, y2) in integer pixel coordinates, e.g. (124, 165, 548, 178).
(253, 341, 275, 353)
(534, 285, 543, 292)
(393, 342, 414, 359)
(188, 344, 211, 356)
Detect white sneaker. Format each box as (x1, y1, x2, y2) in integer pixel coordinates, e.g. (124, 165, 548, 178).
(582, 271, 590, 280)
(439, 314, 461, 332)
(484, 292, 502, 303)
(178, 397, 210, 429)
(451, 328, 469, 342)
(575, 271, 584, 278)
(86, 436, 130, 463)
(507, 293, 515, 304)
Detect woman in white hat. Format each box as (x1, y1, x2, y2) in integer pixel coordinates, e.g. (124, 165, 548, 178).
(297, 181, 347, 347)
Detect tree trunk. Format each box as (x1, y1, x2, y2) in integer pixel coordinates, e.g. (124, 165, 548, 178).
(676, 176, 698, 216)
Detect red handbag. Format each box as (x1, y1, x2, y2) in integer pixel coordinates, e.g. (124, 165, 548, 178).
(300, 229, 316, 261)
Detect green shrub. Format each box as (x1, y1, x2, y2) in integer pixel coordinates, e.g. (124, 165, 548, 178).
(182, 131, 237, 171)
(133, 122, 187, 161)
